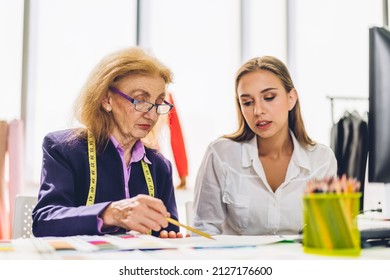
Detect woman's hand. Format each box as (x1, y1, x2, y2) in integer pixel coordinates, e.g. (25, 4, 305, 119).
(101, 194, 169, 234)
(159, 230, 191, 238)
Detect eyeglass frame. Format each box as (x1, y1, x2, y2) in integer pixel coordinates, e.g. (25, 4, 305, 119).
(108, 86, 173, 115)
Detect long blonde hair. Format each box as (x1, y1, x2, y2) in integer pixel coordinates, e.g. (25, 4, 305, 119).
(225, 56, 314, 146)
(72, 47, 173, 151)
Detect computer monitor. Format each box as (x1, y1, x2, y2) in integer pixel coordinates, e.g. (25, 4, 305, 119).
(368, 26, 390, 218)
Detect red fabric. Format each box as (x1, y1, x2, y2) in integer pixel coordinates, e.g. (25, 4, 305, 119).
(168, 93, 188, 178)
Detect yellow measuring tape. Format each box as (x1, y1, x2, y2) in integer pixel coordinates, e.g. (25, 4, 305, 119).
(86, 131, 155, 206)
(86, 131, 97, 206)
(141, 160, 155, 198)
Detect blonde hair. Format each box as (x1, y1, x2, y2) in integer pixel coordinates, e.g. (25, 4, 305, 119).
(72, 47, 173, 151)
(225, 56, 314, 146)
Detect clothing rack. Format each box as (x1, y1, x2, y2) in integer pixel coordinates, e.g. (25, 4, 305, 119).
(326, 95, 369, 124)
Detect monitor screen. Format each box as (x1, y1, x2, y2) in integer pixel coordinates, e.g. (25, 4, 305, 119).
(368, 26, 390, 183)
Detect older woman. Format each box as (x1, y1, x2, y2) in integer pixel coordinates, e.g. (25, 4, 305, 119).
(32, 47, 180, 238)
(193, 56, 337, 235)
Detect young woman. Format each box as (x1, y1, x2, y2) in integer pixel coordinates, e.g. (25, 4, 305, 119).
(193, 56, 337, 235)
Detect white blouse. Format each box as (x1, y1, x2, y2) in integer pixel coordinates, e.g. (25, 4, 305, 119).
(193, 131, 337, 235)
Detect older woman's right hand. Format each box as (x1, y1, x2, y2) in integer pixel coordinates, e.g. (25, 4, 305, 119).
(101, 194, 169, 234)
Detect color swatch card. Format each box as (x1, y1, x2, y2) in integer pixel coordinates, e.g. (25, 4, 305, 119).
(0, 240, 13, 252)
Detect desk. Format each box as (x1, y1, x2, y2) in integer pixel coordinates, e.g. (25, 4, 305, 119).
(1, 234, 389, 260)
(1, 215, 390, 260)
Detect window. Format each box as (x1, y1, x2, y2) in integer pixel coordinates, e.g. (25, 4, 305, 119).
(0, 0, 24, 120)
(138, 0, 241, 186)
(25, 0, 137, 183)
(289, 0, 382, 144)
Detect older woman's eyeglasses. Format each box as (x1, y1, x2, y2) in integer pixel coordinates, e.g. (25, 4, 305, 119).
(109, 86, 173, 115)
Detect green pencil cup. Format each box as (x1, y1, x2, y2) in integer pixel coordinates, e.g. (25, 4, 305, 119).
(302, 193, 361, 256)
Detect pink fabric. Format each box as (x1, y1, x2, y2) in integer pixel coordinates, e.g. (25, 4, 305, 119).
(7, 119, 24, 228)
(0, 121, 10, 239)
(0, 119, 25, 239)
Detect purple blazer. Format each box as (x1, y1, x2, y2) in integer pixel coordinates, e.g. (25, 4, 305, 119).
(32, 129, 179, 237)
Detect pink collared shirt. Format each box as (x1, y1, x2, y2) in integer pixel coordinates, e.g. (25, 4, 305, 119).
(98, 136, 152, 233)
(109, 135, 151, 198)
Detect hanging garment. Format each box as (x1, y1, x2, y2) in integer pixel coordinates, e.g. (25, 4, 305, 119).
(0, 121, 9, 239)
(330, 111, 368, 210)
(167, 93, 189, 188)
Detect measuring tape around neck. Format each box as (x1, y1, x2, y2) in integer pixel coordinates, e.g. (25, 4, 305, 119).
(86, 131, 155, 206)
(141, 160, 155, 198)
(86, 131, 97, 206)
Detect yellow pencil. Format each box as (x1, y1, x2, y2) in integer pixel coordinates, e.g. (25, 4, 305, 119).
(166, 217, 215, 240)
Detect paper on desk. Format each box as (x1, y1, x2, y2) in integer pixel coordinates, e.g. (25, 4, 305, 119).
(84, 234, 290, 251)
(164, 235, 287, 249)
(358, 214, 390, 230)
(104, 234, 175, 250)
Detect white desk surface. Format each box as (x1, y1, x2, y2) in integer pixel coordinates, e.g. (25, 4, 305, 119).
(1, 215, 389, 260)
(1, 234, 389, 260)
